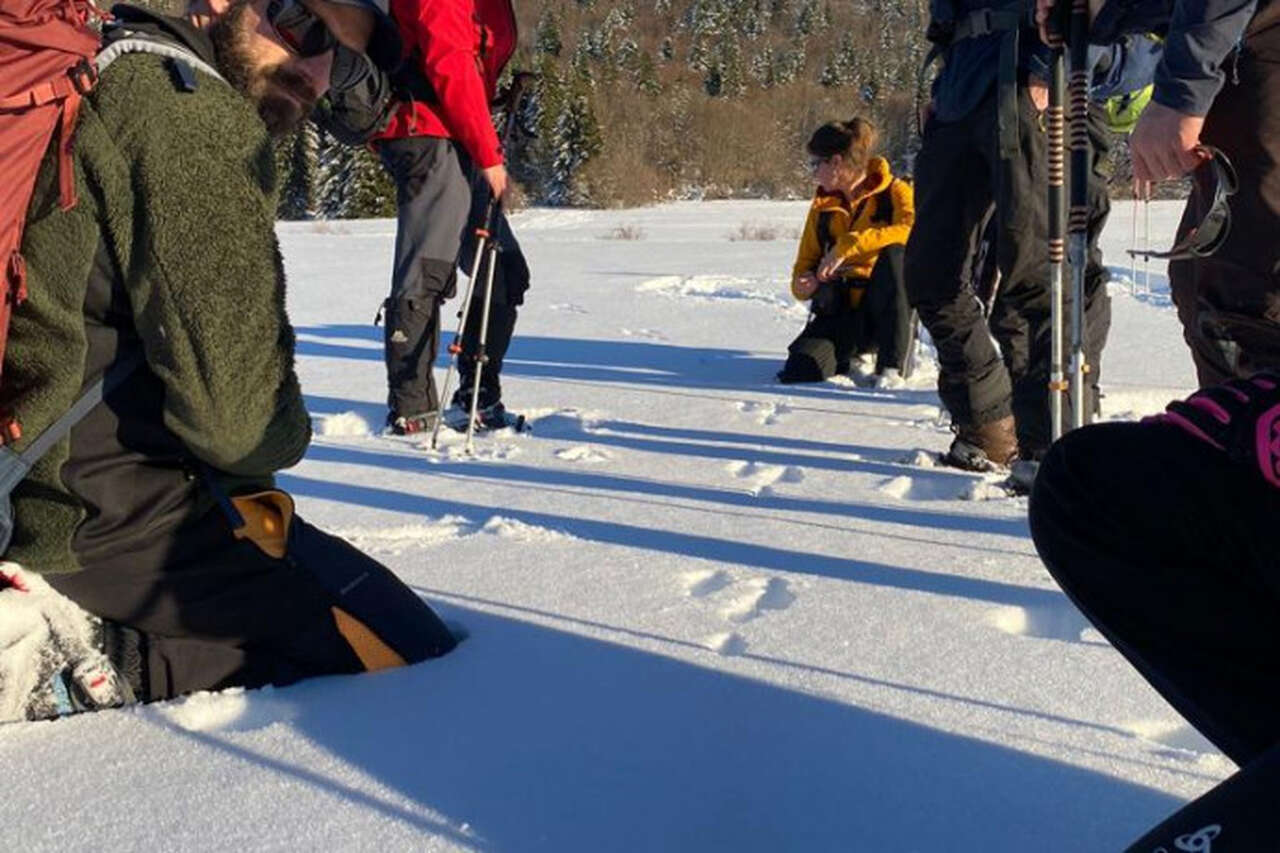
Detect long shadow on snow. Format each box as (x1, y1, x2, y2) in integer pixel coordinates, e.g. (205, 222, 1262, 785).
(294, 325, 936, 407)
(283, 470, 1049, 610)
(195, 607, 1184, 852)
(301, 441, 1026, 541)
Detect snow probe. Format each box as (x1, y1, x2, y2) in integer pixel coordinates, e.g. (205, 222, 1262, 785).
(430, 71, 537, 453)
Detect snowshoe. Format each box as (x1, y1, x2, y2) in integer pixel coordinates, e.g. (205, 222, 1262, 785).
(442, 400, 527, 434)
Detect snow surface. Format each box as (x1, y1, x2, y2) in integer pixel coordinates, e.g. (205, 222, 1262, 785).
(3, 200, 1226, 852)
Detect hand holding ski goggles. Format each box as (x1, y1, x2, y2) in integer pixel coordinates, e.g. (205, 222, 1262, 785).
(1128, 147, 1238, 262)
(265, 0, 337, 59)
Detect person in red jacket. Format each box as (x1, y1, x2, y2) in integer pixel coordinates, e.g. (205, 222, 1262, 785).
(373, 0, 527, 434)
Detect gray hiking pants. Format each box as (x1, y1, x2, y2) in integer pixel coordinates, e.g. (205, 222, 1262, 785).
(377, 136, 530, 417)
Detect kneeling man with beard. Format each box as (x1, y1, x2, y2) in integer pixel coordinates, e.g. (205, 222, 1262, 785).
(0, 0, 457, 721)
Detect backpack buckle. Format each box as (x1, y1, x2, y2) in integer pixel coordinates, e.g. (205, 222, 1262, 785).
(0, 414, 21, 447)
(69, 59, 98, 96)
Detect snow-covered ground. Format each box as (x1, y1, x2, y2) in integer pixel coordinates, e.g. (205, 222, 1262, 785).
(3, 201, 1223, 852)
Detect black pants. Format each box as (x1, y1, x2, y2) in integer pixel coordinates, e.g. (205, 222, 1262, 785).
(1169, 29, 1280, 386)
(906, 89, 1111, 454)
(1031, 420, 1280, 764)
(1030, 420, 1280, 849)
(378, 137, 531, 416)
(782, 246, 912, 381)
(49, 507, 457, 701)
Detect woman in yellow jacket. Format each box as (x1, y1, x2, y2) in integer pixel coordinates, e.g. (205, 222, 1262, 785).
(778, 118, 915, 387)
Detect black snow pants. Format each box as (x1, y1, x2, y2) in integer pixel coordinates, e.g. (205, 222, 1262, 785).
(48, 499, 457, 702)
(378, 137, 531, 416)
(1030, 419, 1280, 850)
(782, 245, 912, 381)
(1168, 26, 1280, 387)
(905, 87, 1111, 455)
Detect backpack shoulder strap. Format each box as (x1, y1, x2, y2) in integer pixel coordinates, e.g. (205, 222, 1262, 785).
(96, 34, 227, 87)
(873, 178, 896, 225)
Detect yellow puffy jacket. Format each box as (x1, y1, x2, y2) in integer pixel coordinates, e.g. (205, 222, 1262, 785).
(791, 157, 914, 308)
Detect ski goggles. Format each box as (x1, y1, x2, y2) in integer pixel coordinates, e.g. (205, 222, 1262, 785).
(265, 0, 337, 59)
(1128, 147, 1238, 262)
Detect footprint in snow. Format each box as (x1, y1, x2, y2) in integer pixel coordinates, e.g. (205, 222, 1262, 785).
(736, 400, 792, 426)
(721, 577, 796, 624)
(683, 568, 733, 598)
(726, 460, 805, 496)
(1123, 719, 1222, 758)
(703, 632, 748, 657)
(984, 603, 1098, 643)
(620, 327, 668, 341)
(554, 445, 614, 464)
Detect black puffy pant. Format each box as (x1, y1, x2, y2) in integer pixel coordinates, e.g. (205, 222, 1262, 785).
(782, 245, 913, 381)
(377, 137, 530, 416)
(49, 505, 457, 702)
(1030, 420, 1280, 849)
(905, 88, 1111, 455)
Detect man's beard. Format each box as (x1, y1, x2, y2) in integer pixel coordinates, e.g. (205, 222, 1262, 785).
(210, 1, 320, 136)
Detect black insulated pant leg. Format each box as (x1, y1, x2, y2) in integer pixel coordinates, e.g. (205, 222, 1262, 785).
(1030, 421, 1280, 767)
(905, 96, 1011, 427)
(865, 245, 911, 374)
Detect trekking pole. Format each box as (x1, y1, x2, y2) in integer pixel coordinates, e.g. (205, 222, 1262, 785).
(1129, 195, 1138, 294)
(429, 71, 536, 451)
(464, 237, 502, 454)
(1067, 0, 1091, 430)
(1046, 5, 1069, 441)
(1142, 193, 1151, 295)
(429, 198, 495, 451)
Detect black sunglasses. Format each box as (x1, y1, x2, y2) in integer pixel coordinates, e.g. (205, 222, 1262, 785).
(1128, 147, 1238, 262)
(265, 0, 337, 58)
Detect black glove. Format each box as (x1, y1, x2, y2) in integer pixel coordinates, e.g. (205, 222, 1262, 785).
(1155, 372, 1280, 489)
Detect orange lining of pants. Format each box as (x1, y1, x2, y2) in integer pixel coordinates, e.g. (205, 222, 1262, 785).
(230, 490, 295, 559)
(332, 607, 407, 672)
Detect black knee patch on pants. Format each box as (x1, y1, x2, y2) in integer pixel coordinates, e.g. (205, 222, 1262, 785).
(783, 335, 839, 382)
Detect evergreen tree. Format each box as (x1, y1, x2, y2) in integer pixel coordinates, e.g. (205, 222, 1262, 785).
(660, 37, 675, 62)
(634, 49, 662, 95)
(750, 45, 775, 88)
(535, 7, 563, 56)
(275, 123, 318, 220)
(547, 74, 603, 205)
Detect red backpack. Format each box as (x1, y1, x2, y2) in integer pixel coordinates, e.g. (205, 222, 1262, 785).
(0, 0, 103, 445)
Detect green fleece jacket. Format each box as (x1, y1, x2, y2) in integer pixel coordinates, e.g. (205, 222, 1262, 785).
(5, 38, 311, 574)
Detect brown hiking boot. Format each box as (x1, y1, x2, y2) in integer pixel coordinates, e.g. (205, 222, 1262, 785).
(944, 415, 1019, 471)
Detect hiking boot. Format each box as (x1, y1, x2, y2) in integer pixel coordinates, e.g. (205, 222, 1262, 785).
(387, 410, 438, 436)
(944, 415, 1019, 471)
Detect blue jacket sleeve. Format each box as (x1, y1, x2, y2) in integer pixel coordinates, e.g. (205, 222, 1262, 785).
(1154, 0, 1257, 115)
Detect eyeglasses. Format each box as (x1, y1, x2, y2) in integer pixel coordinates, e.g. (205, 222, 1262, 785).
(1128, 147, 1238, 262)
(265, 0, 337, 58)
(807, 156, 830, 173)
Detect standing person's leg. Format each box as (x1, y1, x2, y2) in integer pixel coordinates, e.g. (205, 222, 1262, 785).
(987, 87, 1054, 457)
(455, 179, 532, 410)
(377, 138, 472, 429)
(1081, 105, 1114, 423)
(865, 244, 910, 376)
(905, 95, 1014, 464)
(1169, 35, 1280, 386)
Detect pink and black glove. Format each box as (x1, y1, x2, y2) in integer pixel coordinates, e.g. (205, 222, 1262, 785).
(1153, 372, 1280, 489)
